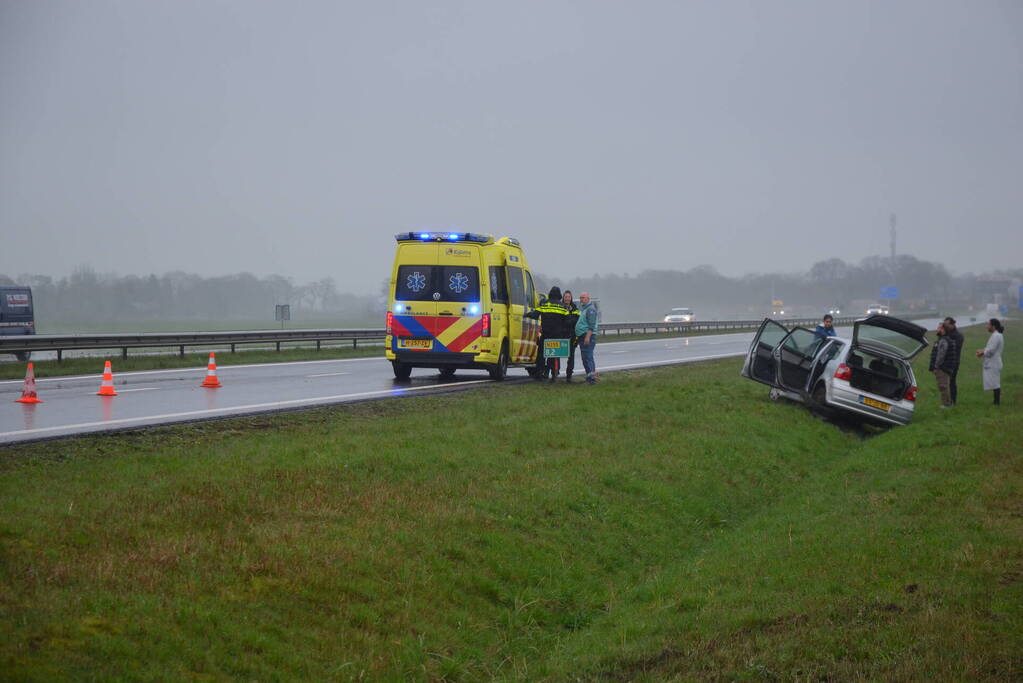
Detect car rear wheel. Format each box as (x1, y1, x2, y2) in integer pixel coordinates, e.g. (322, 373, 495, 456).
(391, 361, 412, 380)
(488, 343, 508, 381)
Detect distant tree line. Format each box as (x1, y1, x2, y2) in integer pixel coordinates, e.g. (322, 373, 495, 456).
(2, 254, 1018, 326)
(541, 255, 1022, 321)
(0, 268, 379, 325)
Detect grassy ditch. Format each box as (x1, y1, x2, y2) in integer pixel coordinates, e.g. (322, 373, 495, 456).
(0, 323, 1019, 680)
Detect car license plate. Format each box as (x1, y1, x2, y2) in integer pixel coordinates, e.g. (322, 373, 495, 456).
(398, 338, 431, 350)
(860, 396, 891, 412)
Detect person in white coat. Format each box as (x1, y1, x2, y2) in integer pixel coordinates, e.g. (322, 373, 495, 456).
(975, 318, 1004, 405)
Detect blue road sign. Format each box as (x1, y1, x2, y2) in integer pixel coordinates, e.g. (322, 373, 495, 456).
(1019, 286, 1023, 309)
(880, 286, 899, 299)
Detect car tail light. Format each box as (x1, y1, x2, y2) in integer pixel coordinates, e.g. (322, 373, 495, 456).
(386, 311, 393, 335)
(904, 385, 917, 402)
(481, 313, 491, 337)
(834, 363, 852, 381)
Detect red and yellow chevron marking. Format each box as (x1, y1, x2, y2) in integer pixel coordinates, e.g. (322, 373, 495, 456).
(514, 318, 540, 363)
(437, 316, 485, 353)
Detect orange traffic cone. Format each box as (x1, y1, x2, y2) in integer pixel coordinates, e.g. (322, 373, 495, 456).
(201, 352, 222, 388)
(96, 360, 118, 396)
(15, 363, 43, 404)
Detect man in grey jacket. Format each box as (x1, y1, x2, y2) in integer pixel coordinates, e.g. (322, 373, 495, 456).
(576, 292, 599, 385)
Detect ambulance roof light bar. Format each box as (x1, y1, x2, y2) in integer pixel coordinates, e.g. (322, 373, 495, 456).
(394, 232, 493, 244)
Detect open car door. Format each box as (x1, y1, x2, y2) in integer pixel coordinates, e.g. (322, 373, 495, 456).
(741, 319, 789, 387)
(774, 327, 830, 394)
(853, 315, 928, 360)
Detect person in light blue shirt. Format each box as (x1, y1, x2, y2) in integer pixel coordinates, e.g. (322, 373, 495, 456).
(575, 292, 599, 384)
(814, 314, 836, 340)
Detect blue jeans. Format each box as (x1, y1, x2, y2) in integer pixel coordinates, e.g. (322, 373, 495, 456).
(579, 335, 596, 377)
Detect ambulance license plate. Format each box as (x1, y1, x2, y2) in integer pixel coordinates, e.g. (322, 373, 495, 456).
(399, 338, 432, 350)
(860, 396, 891, 412)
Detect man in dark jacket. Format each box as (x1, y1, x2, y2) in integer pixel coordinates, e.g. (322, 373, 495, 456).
(527, 286, 569, 381)
(929, 322, 955, 408)
(814, 314, 836, 340)
(562, 290, 580, 382)
(943, 317, 964, 404)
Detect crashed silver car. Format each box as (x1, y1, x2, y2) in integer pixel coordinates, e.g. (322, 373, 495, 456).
(741, 315, 928, 426)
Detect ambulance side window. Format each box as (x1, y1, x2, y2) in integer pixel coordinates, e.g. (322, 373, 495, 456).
(507, 266, 525, 306)
(524, 271, 536, 308)
(488, 266, 508, 304)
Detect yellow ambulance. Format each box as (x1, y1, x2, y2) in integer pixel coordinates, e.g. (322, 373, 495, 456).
(386, 231, 541, 380)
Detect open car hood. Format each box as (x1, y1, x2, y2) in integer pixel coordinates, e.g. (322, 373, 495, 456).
(852, 314, 928, 360)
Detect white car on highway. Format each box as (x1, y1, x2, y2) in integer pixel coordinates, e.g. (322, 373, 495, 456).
(663, 307, 695, 323)
(741, 314, 929, 427)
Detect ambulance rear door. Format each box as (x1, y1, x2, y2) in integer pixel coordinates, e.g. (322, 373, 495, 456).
(432, 247, 485, 354)
(392, 243, 440, 352)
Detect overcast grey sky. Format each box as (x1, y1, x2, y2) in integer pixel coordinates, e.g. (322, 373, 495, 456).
(2, 0, 1020, 293)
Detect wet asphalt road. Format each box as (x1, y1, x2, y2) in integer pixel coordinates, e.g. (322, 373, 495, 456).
(0, 319, 946, 445)
(0, 332, 754, 445)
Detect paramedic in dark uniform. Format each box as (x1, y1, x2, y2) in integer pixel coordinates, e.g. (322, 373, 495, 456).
(527, 286, 568, 381)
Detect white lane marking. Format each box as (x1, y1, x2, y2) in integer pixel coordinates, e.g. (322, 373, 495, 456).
(107, 387, 159, 393)
(0, 379, 492, 439)
(307, 372, 350, 378)
(0, 356, 383, 386)
(611, 350, 629, 354)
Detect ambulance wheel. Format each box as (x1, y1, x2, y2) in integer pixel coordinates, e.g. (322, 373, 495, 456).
(15, 351, 31, 362)
(439, 368, 456, 378)
(391, 361, 412, 380)
(488, 343, 508, 381)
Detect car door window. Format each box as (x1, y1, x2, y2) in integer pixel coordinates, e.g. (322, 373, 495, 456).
(777, 328, 822, 391)
(488, 266, 508, 304)
(524, 270, 536, 308)
(507, 266, 525, 307)
(746, 319, 789, 385)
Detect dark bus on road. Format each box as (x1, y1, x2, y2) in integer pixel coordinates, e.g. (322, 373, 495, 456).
(0, 286, 35, 361)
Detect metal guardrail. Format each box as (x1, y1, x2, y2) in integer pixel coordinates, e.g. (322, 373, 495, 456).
(0, 329, 384, 362)
(0, 313, 934, 362)
(600, 316, 857, 335)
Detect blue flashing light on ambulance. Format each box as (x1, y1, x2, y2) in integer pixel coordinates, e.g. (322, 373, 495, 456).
(386, 231, 542, 380)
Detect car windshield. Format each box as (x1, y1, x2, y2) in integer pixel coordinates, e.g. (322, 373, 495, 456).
(669, 309, 692, 315)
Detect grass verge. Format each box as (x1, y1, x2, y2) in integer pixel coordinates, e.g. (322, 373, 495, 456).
(0, 323, 1019, 680)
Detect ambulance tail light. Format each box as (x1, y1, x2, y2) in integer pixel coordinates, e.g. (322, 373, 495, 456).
(834, 363, 852, 381)
(481, 313, 491, 337)
(386, 311, 393, 335)
(904, 385, 917, 402)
